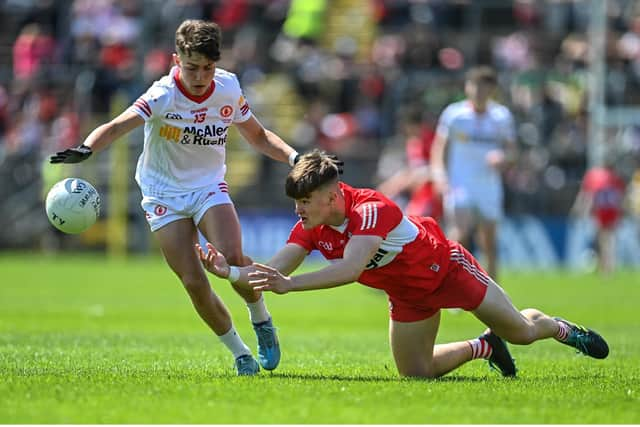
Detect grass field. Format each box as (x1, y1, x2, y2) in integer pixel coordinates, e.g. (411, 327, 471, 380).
(1, 252, 639, 424)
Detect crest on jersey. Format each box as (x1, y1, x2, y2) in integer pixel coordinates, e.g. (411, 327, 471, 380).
(154, 205, 167, 216)
(220, 105, 233, 118)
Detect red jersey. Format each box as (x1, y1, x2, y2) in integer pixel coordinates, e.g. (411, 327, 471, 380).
(582, 167, 625, 228)
(287, 183, 451, 302)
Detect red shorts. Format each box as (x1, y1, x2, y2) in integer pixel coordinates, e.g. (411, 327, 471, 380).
(388, 241, 490, 322)
(593, 208, 622, 229)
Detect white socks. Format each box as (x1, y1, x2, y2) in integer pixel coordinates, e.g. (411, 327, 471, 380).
(218, 326, 251, 358)
(246, 294, 271, 324)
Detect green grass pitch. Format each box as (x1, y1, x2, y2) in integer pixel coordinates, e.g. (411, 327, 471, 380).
(1, 252, 639, 423)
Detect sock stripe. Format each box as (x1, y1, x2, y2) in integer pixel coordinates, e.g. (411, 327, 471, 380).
(556, 320, 570, 342)
(468, 338, 493, 359)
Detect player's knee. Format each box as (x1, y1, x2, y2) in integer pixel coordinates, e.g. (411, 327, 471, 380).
(397, 364, 440, 379)
(502, 325, 537, 345)
(179, 273, 209, 296)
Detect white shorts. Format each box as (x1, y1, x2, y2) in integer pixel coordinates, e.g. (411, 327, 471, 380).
(141, 182, 232, 232)
(445, 185, 503, 223)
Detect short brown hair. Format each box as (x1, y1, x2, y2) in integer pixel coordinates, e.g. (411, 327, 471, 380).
(175, 20, 221, 61)
(286, 150, 341, 199)
(465, 65, 497, 85)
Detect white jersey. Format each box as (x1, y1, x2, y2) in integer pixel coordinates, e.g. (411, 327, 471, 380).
(436, 100, 515, 191)
(130, 66, 252, 197)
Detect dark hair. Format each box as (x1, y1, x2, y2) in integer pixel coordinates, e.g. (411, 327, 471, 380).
(286, 150, 341, 199)
(175, 20, 221, 61)
(465, 65, 497, 85)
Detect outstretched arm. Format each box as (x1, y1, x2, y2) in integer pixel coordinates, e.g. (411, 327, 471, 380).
(250, 235, 382, 294)
(236, 116, 298, 165)
(50, 110, 144, 163)
(196, 242, 307, 287)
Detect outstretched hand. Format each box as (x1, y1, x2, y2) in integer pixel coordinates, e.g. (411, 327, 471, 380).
(195, 242, 230, 279)
(50, 144, 93, 164)
(248, 263, 292, 294)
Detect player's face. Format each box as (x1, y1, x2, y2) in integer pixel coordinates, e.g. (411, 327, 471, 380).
(294, 189, 335, 229)
(465, 80, 494, 105)
(174, 52, 216, 96)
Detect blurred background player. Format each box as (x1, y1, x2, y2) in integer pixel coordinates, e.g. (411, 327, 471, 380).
(198, 150, 608, 379)
(430, 66, 517, 280)
(377, 108, 443, 222)
(571, 156, 626, 275)
(50, 19, 299, 376)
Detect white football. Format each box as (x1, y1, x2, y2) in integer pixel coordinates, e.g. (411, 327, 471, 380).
(45, 178, 101, 234)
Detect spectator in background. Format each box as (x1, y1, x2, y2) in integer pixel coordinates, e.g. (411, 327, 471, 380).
(12, 23, 56, 84)
(378, 108, 442, 221)
(571, 157, 626, 275)
(430, 66, 517, 280)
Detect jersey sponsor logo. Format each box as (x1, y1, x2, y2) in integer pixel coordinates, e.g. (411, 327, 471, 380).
(159, 124, 181, 143)
(318, 241, 334, 251)
(366, 247, 389, 269)
(182, 125, 228, 137)
(360, 203, 379, 230)
(165, 112, 183, 120)
(220, 105, 233, 118)
(181, 125, 229, 146)
(453, 131, 468, 143)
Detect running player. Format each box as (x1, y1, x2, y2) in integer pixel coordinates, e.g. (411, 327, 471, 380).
(50, 19, 297, 375)
(430, 66, 517, 279)
(197, 150, 609, 379)
(571, 160, 626, 274)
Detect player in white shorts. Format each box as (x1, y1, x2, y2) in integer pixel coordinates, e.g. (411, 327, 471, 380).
(50, 19, 301, 376)
(430, 66, 516, 280)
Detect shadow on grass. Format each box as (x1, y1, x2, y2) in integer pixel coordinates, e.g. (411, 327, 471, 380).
(262, 371, 491, 383)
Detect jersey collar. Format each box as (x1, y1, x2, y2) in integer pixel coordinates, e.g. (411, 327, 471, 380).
(173, 68, 215, 103)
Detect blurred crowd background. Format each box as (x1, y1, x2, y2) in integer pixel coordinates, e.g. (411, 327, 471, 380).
(1, 0, 640, 253)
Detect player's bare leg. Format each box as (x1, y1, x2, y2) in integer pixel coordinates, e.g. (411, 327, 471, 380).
(389, 312, 476, 378)
(447, 205, 474, 250)
(473, 278, 608, 359)
(198, 204, 259, 302)
(472, 279, 559, 344)
(596, 227, 615, 275)
(156, 219, 236, 335)
(476, 219, 498, 279)
(155, 219, 259, 374)
(198, 204, 281, 370)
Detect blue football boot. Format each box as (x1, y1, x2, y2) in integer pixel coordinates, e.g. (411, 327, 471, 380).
(234, 354, 260, 376)
(253, 318, 281, 370)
